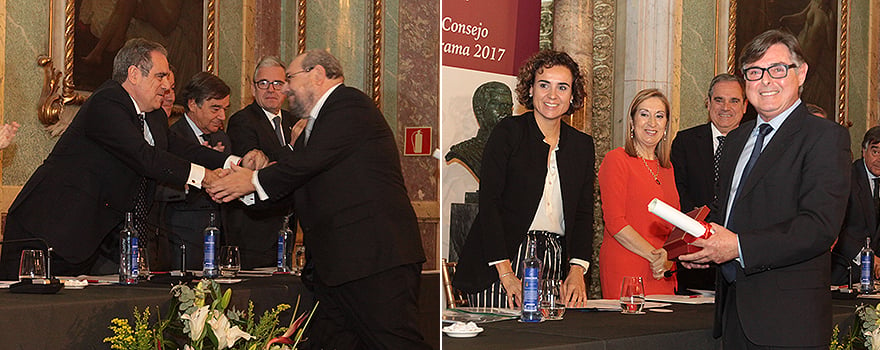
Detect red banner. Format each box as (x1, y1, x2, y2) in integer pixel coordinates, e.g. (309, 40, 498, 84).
(441, 0, 540, 76)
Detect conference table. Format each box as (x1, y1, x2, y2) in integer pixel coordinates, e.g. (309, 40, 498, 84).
(0, 272, 440, 349)
(442, 296, 869, 349)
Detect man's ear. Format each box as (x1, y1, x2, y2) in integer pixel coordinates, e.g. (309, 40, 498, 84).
(127, 65, 141, 84)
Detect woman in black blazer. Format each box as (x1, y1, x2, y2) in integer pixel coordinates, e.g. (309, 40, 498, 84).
(454, 51, 595, 308)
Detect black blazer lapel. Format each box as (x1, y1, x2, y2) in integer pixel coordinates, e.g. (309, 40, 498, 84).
(855, 160, 877, 229)
(736, 106, 805, 201)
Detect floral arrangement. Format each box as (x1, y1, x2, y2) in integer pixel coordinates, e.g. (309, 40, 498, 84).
(104, 279, 318, 350)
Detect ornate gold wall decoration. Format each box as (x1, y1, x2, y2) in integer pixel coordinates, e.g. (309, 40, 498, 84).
(590, 0, 616, 299)
(372, 0, 383, 109)
(539, 2, 553, 51)
(297, 0, 306, 55)
(38, 0, 218, 135)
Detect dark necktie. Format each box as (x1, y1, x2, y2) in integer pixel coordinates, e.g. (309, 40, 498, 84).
(873, 178, 880, 227)
(714, 135, 726, 184)
(272, 116, 286, 145)
(200, 133, 211, 144)
(721, 124, 773, 282)
(132, 114, 150, 245)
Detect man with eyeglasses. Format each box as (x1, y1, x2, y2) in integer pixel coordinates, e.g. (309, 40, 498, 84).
(679, 29, 850, 348)
(225, 56, 297, 269)
(0, 39, 253, 279)
(206, 49, 429, 349)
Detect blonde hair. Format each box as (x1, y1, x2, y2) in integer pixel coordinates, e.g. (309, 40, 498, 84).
(624, 88, 672, 168)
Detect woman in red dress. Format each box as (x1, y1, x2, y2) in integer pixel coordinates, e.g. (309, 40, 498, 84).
(598, 88, 679, 299)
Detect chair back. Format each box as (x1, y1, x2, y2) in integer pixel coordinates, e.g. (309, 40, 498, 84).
(441, 258, 469, 308)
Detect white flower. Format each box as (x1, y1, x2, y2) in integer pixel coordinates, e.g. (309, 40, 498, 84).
(180, 306, 211, 341)
(207, 311, 253, 349)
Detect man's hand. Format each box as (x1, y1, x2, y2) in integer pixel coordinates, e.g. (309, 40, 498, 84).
(207, 164, 256, 202)
(201, 168, 228, 189)
(241, 149, 269, 170)
(561, 265, 587, 307)
(0, 122, 20, 149)
(202, 140, 225, 153)
(679, 223, 740, 265)
(290, 118, 309, 145)
(499, 273, 522, 309)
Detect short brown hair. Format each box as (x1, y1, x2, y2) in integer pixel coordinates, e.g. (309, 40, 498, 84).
(515, 50, 586, 116)
(739, 29, 806, 71)
(179, 72, 230, 112)
(624, 88, 672, 168)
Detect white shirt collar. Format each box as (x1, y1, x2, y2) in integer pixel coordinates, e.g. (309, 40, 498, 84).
(260, 106, 282, 125)
(128, 94, 144, 116)
(183, 113, 206, 139)
(308, 83, 342, 120)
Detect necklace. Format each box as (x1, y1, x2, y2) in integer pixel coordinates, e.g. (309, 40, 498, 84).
(640, 156, 661, 185)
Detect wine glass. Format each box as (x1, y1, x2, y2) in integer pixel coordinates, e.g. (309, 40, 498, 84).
(619, 276, 646, 314)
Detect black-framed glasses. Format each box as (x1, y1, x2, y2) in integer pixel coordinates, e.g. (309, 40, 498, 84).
(285, 67, 313, 82)
(742, 63, 798, 81)
(254, 80, 285, 90)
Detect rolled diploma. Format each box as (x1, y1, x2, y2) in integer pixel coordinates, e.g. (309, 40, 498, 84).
(647, 198, 709, 239)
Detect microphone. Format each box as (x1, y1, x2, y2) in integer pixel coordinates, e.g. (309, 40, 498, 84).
(0, 238, 63, 294)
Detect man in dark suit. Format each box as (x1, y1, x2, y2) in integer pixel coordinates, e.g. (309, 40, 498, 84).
(831, 126, 880, 286)
(207, 49, 429, 349)
(225, 56, 296, 269)
(679, 30, 850, 348)
(0, 39, 244, 279)
(154, 72, 233, 271)
(670, 73, 746, 291)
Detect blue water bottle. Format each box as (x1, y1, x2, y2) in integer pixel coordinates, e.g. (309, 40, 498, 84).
(119, 212, 139, 285)
(203, 213, 219, 278)
(861, 237, 874, 293)
(520, 234, 542, 322)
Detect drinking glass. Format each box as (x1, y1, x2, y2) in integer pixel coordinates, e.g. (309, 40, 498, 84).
(218, 246, 241, 278)
(539, 279, 566, 320)
(137, 244, 150, 277)
(619, 276, 646, 314)
(19, 249, 47, 280)
(293, 245, 306, 275)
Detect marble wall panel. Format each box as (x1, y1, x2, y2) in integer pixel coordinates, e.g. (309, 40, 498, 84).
(678, 0, 716, 131)
(3, 0, 53, 186)
(306, 0, 369, 92)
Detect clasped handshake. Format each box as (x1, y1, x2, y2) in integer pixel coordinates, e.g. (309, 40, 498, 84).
(202, 149, 269, 203)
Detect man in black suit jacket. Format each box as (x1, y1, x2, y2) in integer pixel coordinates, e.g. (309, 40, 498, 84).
(225, 56, 296, 269)
(679, 30, 850, 348)
(0, 39, 242, 279)
(670, 74, 746, 291)
(154, 72, 233, 271)
(208, 50, 429, 349)
(831, 126, 880, 286)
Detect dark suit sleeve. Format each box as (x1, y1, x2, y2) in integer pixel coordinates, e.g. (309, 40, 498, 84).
(257, 93, 372, 199)
(227, 110, 262, 157)
(739, 124, 851, 272)
(566, 136, 595, 263)
(82, 97, 199, 185)
(671, 133, 696, 211)
(474, 119, 521, 263)
(164, 116, 228, 168)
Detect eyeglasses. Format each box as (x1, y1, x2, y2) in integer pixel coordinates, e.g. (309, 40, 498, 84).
(254, 80, 285, 90)
(742, 63, 798, 81)
(285, 67, 313, 82)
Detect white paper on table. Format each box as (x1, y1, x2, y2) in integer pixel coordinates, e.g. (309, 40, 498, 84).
(648, 198, 707, 238)
(646, 294, 715, 304)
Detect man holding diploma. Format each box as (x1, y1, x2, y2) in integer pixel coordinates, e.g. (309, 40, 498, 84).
(678, 29, 850, 348)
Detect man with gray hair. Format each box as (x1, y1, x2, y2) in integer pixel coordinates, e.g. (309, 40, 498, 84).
(225, 56, 296, 269)
(207, 49, 429, 349)
(670, 73, 746, 291)
(0, 38, 256, 279)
